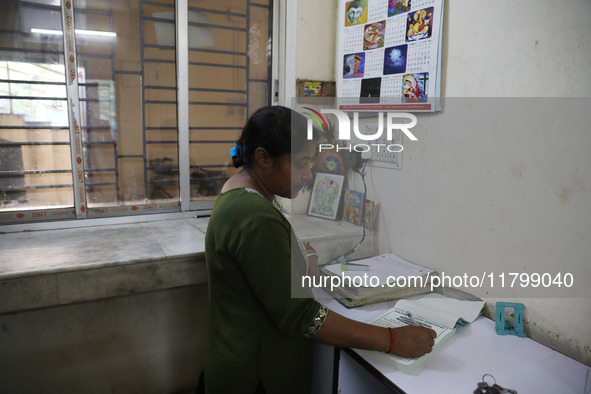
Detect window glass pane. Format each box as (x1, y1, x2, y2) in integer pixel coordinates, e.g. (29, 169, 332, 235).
(188, 0, 247, 15)
(249, 81, 268, 117)
(74, 0, 180, 208)
(187, 0, 272, 202)
(248, 5, 270, 82)
(0, 1, 72, 212)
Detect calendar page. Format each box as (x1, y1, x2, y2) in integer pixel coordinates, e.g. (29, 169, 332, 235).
(338, 0, 444, 112)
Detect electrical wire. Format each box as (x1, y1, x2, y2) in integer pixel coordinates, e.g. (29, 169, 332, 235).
(343, 158, 368, 258)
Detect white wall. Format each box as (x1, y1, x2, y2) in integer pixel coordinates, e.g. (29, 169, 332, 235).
(295, 0, 591, 365)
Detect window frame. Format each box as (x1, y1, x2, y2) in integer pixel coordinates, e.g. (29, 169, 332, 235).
(0, 0, 290, 232)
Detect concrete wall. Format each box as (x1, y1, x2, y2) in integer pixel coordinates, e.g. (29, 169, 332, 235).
(0, 284, 209, 393)
(0, 218, 210, 393)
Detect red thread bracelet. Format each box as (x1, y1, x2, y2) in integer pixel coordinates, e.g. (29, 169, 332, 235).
(388, 327, 395, 353)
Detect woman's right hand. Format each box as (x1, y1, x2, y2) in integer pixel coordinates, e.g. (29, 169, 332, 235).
(391, 325, 437, 358)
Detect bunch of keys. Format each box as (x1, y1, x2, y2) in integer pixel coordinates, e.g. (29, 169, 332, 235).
(474, 374, 518, 394)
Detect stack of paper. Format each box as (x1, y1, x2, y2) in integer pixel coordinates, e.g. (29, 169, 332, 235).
(319, 253, 438, 308)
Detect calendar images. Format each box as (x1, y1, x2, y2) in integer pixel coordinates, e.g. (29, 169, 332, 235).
(337, 0, 442, 111)
(345, 0, 368, 26)
(388, 0, 412, 17)
(383, 44, 407, 75)
(360, 77, 382, 103)
(402, 73, 428, 102)
(343, 52, 365, 79)
(363, 21, 386, 50)
(406, 7, 434, 41)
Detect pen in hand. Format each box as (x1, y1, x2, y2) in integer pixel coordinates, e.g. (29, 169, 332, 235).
(406, 311, 420, 326)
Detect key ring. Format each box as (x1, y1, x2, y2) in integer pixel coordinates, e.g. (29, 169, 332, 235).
(482, 374, 497, 387)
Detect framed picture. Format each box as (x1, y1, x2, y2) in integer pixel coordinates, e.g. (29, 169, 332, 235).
(343, 189, 364, 225)
(308, 173, 345, 220)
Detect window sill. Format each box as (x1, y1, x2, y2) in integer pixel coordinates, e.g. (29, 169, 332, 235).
(0, 218, 209, 314)
(0, 215, 373, 314)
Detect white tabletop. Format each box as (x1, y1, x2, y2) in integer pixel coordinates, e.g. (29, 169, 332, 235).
(316, 291, 589, 393)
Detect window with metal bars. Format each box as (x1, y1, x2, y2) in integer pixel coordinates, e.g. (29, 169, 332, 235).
(0, 0, 274, 224)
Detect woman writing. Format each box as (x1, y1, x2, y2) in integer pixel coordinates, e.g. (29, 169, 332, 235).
(204, 106, 435, 394)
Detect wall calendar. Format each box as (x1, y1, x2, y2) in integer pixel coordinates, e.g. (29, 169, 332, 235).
(337, 0, 444, 112)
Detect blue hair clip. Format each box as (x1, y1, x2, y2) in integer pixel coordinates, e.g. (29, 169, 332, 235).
(229, 142, 242, 159)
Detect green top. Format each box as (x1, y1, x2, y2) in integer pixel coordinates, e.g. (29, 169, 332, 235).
(204, 188, 324, 394)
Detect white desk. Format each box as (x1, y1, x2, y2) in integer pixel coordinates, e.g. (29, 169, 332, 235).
(317, 292, 589, 393)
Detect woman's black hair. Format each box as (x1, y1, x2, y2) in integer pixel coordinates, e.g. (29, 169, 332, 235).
(231, 105, 318, 168)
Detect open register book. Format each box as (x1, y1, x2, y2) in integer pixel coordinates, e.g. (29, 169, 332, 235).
(320, 253, 438, 308)
(355, 293, 485, 373)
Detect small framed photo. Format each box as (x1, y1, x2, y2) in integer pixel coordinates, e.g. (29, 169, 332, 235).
(308, 173, 345, 220)
(343, 189, 364, 226)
